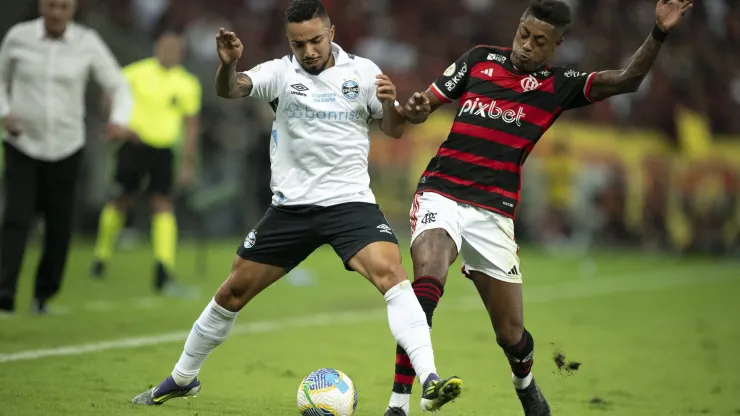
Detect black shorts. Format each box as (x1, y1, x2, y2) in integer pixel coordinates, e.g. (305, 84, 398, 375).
(114, 141, 173, 195)
(236, 202, 399, 272)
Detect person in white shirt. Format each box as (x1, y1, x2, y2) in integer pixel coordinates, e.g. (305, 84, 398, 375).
(0, 0, 134, 314)
(131, 1, 463, 413)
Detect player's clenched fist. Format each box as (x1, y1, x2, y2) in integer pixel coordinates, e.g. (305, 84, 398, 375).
(375, 74, 397, 104)
(216, 28, 244, 65)
(404, 92, 432, 124)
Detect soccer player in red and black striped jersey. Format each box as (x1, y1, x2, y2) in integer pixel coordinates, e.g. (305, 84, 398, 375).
(385, 1, 693, 415)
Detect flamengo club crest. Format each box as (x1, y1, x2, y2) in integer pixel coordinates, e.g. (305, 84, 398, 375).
(521, 75, 541, 92)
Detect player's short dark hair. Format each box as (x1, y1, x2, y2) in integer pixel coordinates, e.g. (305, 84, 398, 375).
(152, 22, 184, 42)
(524, 0, 572, 30)
(285, 0, 329, 24)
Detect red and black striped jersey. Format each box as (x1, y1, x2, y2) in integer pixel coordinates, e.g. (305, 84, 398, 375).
(418, 46, 600, 218)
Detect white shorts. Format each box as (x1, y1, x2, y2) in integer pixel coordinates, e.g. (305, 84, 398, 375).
(409, 191, 522, 283)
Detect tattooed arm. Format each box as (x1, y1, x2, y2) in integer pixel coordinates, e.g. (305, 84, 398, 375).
(589, 0, 693, 101)
(588, 35, 663, 101)
(215, 63, 252, 98)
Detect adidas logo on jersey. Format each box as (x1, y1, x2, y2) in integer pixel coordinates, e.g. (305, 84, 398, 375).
(480, 68, 494, 77)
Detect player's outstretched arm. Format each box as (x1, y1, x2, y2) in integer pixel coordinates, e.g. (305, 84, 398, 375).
(589, 0, 692, 101)
(214, 28, 252, 99)
(402, 90, 444, 125)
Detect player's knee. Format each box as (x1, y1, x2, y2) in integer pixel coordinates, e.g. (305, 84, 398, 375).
(112, 194, 135, 211)
(215, 264, 255, 311)
(372, 262, 408, 294)
(494, 320, 525, 348)
(2, 209, 32, 229)
(215, 258, 282, 312)
(215, 277, 250, 312)
(412, 251, 449, 283)
(150, 195, 173, 213)
(411, 230, 455, 282)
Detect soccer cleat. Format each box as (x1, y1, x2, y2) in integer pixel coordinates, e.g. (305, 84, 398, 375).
(385, 407, 408, 416)
(131, 375, 201, 405)
(420, 374, 463, 412)
(153, 263, 199, 298)
(90, 260, 106, 279)
(515, 379, 551, 416)
(154, 262, 172, 292)
(31, 298, 47, 315)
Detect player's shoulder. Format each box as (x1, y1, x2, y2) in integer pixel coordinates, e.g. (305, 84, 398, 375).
(341, 50, 382, 75)
(67, 22, 105, 44)
(176, 68, 202, 90)
(124, 57, 154, 70)
(122, 58, 157, 79)
(243, 54, 292, 75)
(4, 19, 41, 41)
(548, 65, 593, 79)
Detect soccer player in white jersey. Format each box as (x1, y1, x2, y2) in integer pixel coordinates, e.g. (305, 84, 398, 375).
(131, 0, 462, 412)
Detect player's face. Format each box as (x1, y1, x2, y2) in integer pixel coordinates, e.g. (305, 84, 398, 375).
(286, 18, 335, 75)
(39, 0, 76, 37)
(511, 15, 563, 72)
(155, 34, 184, 68)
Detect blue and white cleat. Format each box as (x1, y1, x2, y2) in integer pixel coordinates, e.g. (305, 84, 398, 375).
(131, 376, 201, 405)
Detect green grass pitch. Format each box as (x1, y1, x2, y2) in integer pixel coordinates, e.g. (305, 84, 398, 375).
(1, 239, 739, 415)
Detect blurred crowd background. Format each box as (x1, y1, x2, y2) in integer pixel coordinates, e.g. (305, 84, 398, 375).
(2, 0, 739, 256)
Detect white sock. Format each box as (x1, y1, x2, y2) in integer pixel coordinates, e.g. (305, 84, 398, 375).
(512, 372, 533, 390)
(388, 392, 411, 414)
(384, 281, 437, 385)
(171, 298, 238, 386)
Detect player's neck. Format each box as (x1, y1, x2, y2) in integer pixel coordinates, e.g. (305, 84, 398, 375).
(512, 62, 546, 74)
(325, 54, 336, 70)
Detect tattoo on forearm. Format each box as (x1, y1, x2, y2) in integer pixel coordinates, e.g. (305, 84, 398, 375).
(216, 64, 253, 99)
(236, 73, 253, 97)
(590, 34, 663, 100)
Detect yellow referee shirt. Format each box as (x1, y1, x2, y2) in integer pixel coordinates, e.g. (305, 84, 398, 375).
(124, 58, 201, 148)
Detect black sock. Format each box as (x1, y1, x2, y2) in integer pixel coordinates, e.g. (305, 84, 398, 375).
(504, 328, 534, 380)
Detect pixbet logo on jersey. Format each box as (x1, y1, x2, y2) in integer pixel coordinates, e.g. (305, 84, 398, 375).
(458, 97, 526, 126)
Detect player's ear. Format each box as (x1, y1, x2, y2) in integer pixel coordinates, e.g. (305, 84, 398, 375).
(329, 25, 335, 42)
(555, 37, 564, 46)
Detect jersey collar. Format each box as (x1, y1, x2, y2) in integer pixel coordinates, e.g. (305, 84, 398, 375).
(502, 49, 550, 75)
(292, 42, 351, 72)
(36, 18, 75, 41)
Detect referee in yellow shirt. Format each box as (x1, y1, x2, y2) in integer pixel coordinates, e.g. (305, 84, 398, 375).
(91, 30, 201, 294)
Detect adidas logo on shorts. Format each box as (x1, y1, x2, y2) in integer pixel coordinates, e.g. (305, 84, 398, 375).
(507, 265, 519, 276)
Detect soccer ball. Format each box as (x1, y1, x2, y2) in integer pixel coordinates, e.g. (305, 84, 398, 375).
(297, 368, 358, 416)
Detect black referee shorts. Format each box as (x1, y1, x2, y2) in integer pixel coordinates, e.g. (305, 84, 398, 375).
(236, 202, 399, 272)
(114, 141, 173, 195)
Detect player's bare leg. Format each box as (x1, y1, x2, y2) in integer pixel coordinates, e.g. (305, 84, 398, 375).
(131, 257, 285, 405)
(386, 229, 457, 416)
(469, 270, 550, 416)
(349, 241, 462, 413)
